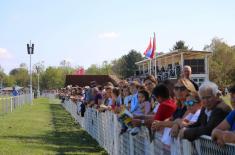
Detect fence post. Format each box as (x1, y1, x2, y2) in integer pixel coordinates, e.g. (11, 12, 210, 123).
(130, 133, 134, 155)
(1, 98, 4, 113)
(113, 114, 119, 155)
(17, 96, 19, 108)
(5, 98, 8, 113)
(0, 98, 3, 114)
(10, 97, 13, 112)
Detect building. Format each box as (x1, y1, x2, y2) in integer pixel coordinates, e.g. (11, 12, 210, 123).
(65, 75, 120, 87)
(135, 50, 212, 86)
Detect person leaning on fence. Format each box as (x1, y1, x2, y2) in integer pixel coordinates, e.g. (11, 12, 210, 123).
(111, 87, 120, 112)
(70, 88, 79, 103)
(122, 85, 132, 110)
(116, 80, 128, 105)
(91, 87, 102, 108)
(152, 84, 177, 122)
(129, 81, 140, 114)
(131, 84, 177, 135)
(178, 81, 231, 141)
(130, 89, 152, 135)
(12, 86, 19, 96)
(211, 85, 235, 145)
(98, 85, 113, 112)
(143, 75, 158, 113)
(85, 81, 96, 106)
(151, 78, 196, 131)
(131, 78, 166, 119)
(171, 92, 202, 137)
(118, 81, 140, 134)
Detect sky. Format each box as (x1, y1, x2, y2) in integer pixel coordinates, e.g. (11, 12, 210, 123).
(0, 0, 235, 74)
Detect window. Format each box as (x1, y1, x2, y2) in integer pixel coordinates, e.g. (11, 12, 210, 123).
(184, 59, 205, 74)
(192, 78, 205, 86)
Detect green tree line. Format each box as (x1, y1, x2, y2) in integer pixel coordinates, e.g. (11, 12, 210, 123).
(0, 38, 234, 90)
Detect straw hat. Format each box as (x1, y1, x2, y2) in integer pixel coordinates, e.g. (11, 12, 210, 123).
(179, 78, 197, 93)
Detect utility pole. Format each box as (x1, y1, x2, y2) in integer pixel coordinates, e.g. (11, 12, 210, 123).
(27, 41, 34, 103)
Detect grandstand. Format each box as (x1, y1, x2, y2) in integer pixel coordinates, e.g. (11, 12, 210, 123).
(135, 50, 212, 85)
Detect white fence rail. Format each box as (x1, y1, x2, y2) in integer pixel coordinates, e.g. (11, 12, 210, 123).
(0, 94, 31, 115)
(62, 100, 235, 155)
(41, 93, 56, 99)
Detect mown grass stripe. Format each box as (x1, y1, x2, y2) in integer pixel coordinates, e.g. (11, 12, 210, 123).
(0, 98, 107, 155)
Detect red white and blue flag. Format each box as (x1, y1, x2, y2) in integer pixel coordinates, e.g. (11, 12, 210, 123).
(144, 38, 153, 58)
(144, 33, 156, 59)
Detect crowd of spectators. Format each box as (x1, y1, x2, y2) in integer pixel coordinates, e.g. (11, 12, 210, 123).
(58, 65, 235, 146)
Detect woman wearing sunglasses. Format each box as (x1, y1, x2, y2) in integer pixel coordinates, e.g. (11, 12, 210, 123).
(171, 92, 202, 137)
(151, 78, 197, 145)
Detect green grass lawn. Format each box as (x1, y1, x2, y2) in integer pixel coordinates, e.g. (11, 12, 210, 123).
(0, 98, 107, 155)
(0, 97, 11, 116)
(222, 94, 231, 107)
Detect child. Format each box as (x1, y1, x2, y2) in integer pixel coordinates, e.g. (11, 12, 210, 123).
(111, 87, 120, 113)
(130, 90, 151, 135)
(123, 85, 132, 110)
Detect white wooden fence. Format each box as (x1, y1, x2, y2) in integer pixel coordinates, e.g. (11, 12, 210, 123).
(63, 100, 235, 155)
(0, 94, 31, 115)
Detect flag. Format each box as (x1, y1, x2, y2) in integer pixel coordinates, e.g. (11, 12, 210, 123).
(74, 67, 85, 75)
(150, 32, 156, 59)
(144, 38, 153, 58)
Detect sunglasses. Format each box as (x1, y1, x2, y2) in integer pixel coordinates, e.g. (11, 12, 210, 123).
(184, 99, 198, 106)
(174, 86, 187, 91)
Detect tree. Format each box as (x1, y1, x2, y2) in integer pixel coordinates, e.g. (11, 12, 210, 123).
(40, 67, 65, 89)
(9, 68, 29, 87)
(171, 40, 190, 51)
(0, 65, 5, 88)
(3, 75, 15, 87)
(112, 49, 143, 78)
(85, 64, 101, 75)
(19, 63, 28, 70)
(85, 61, 114, 75)
(0, 65, 5, 80)
(100, 61, 113, 75)
(111, 59, 124, 78)
(204, 38, 235, 87)
(33, 61, 45, 74)
(59, 60, 74, 75)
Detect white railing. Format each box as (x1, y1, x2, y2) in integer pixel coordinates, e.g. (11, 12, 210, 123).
(41, 93, 57, 99)
(62, 100, 235, 155)
(0, 94, 31, 115)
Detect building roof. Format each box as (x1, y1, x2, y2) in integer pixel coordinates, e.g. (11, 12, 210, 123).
(1, 86, 23, 91)
(136, 50, 212, 65)
(65, 75, 120, 87)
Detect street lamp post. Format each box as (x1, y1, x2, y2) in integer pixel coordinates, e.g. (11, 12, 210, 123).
(27, 41, 34, 103)
(35, 66, 40, 98)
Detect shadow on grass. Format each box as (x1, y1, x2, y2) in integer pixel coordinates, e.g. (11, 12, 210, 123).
(0, 102, 107, 155)
(47, 103, 107, 154)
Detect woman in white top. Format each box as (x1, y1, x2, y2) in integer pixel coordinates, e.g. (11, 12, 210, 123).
(171, 92, 202, 137)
